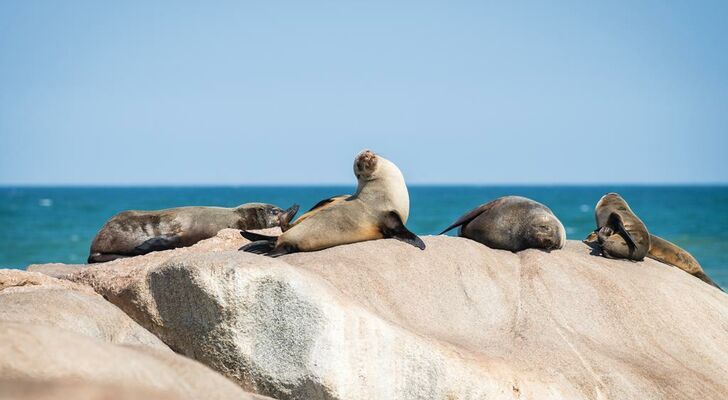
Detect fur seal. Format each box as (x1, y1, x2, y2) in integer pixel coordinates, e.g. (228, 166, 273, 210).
(584, 192, 722, 291)
(647, 235, 723, 291)
(240, 150, 425, 256)
(583, 193, 650, 260)
(439, 196, 566, 252)
(89, 203, 297, 263)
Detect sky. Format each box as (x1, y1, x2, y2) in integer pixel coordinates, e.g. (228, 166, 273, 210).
(1, 1, 727, 185)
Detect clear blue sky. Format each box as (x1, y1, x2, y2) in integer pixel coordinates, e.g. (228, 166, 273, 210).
(1, 1, 726, 185)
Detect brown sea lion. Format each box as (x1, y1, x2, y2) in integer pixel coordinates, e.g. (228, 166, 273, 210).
(240, 150, 424, 256)
(584, 193, 650, 260)
(439, 196, 566, 252)
(89, 203, 296, 263)
(648, 234, 723, 291)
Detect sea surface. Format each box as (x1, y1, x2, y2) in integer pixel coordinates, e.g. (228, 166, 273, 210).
(1, 186, 726, 287)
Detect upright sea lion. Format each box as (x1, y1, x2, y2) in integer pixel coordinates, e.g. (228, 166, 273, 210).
(584, 193, 650, 260)
(89, 203, 297, 263)
(439, 196, 566, 252)
(240, 150, 425, 256)
(647, 235, 723, 291)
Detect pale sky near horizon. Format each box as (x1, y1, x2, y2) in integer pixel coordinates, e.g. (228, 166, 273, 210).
(1, 1, 727, 185)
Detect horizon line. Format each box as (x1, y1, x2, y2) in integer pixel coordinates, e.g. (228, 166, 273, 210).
(1, 182, 727, 188)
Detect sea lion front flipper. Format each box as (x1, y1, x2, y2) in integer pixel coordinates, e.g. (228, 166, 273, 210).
(380, 211, 426, 250)
(239, 240, 276, 255)
(133, 235, 182, 255)
(606, 212, 637, 251)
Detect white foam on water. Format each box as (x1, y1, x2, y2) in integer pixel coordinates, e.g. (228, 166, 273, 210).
(579, 204, 590, 213)
(39, 199, 53, 207)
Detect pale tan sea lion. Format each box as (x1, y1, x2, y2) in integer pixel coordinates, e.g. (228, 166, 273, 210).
(584, 193, 650, 260)
(240, 150, 424, 256)
(89, 203, 296, 263)
(439, 196, 566, 252)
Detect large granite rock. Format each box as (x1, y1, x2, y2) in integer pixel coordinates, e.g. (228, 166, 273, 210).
(0, 270, 167, 349)
(0, 269, 270, 400)
(0, 323, 270, 400)
(50, 230, 728, 399)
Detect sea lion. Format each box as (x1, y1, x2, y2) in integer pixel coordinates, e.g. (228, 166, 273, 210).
(647, 235, 723, 291)
(439, 196, 566, 252)
(240, 149, 425, 256)
(88, 203, 297, 263)
(583, 193, 650, 260)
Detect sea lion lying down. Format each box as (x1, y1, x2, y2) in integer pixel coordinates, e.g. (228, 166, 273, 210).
(440, 196, 566, 252)
(88, 202, 296, 263)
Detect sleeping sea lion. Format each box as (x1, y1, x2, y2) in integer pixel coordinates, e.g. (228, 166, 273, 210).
(240, 150, 425, 256)
(439, 196, 566, 252)
(89, 203, 296, 263)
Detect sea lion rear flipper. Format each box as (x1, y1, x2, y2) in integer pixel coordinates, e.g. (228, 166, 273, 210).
(240, 230, 279, 242)
(133, 235, 182, 255)
(239, 240, 276, 254)
(439, 202, 500, 235)
(380, 211, 426, 250)
(607, 212, 637, 250)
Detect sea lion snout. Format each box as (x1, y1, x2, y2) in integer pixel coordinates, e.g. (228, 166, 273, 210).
(354, 149, 379, 179)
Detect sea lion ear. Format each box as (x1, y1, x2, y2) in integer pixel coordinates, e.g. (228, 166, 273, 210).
(380, 211, 426, 250)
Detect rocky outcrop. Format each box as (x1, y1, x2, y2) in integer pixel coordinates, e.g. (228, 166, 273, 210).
(0, 270, 167, 349)
(50, 230, 728, 400)
(0, 269, 270, 400)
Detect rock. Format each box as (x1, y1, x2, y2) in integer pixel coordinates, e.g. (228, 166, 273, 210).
(0, 323, 271, 400)
(0, 269, 167, 349)
(0, 379, 180, 400)
(26, 263, 86, 278)
(49, 231, 728, 399)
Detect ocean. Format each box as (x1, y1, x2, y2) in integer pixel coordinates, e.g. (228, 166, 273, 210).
(1, 186, 726, 287)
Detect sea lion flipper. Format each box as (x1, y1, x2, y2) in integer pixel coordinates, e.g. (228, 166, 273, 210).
(607, 212, 637, 250)
(239, 240, 276, 254)
(439, 201, 500, 235)
(279, 204, 300, 232)
(240, 230, 279, 242)
(134, 235, 181, 254)
(381, 211, 426, 250)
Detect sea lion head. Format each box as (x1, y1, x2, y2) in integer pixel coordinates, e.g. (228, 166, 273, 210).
(235, 203, 286, 229)
(525, 212, 566, 251)
(353, 149, 379, 181)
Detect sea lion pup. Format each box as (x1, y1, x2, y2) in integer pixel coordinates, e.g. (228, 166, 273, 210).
(439, 196, 566, 252)
(583, 193, 650, 260)
(648, 235, 723, 291)
(240, 149, 425, 256)
(88, 203, 298, 263)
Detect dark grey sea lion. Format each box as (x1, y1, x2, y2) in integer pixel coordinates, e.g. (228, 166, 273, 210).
(583, 193, 650, 260)
(88, 203, 297, 263)
(439, 196, 566, 252)
(240, 150, 424, 257)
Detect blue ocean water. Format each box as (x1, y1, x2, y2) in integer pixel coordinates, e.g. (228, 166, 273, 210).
(1, 186, 726, 287)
